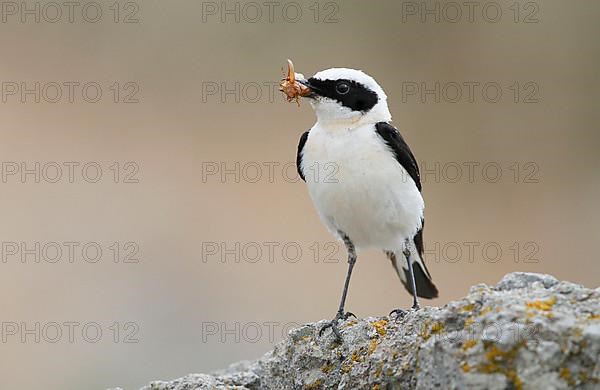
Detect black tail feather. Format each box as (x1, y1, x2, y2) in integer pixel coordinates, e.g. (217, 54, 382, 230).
(385, 240, 439, 300)
(402, 261, 438, 299)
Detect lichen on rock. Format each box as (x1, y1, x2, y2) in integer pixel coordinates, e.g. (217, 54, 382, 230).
(129, 273, 600, 390)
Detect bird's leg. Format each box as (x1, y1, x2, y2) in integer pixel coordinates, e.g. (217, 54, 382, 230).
(319, 233, 357, 340)
(336, 234, 357, 317)
(404, 246, 420, 310)
(390, 245, 420, 320)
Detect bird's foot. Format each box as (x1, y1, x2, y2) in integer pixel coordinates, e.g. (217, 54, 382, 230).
(319, 311, 356, 340)
(389, 308, 407, 320)
(389, 304, 420, 320)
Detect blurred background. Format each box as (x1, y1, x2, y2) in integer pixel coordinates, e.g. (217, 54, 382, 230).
(0, 0, 599, 388)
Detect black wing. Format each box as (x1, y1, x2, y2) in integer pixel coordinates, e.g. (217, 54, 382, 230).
(375, 122, 421, 192)
(296, 131, 309, 182)
(376, 122, 436, 297)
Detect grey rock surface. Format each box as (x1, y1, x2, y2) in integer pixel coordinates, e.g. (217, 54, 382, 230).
(135, 273, 600, 389)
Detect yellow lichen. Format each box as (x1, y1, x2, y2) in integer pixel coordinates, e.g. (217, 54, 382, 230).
(321, 363, 333, 374)
(461, 303, 475, 312)
(588, 313, 600, 320)
(484, 344, 519, 363)
(506, 370, 523, 390)
(431, 322, 444, 334)
(560, 367, 575, 386)
(464, 317, 475, 327)
(477, 342, 524, 390)
(371, 319, 388, 337)
(461, 361, 471, 372)
(345, 320, 358, 328)
(420, 320, 431, 340)
(351, 351, 363, 363)
(479, 306, 492, 316)
(462, 339, 477, 351)
(306, 379, 322, 389)
(368, 339, 378, 355)
(526, 296, 557, 311)
(372, 385, 380, 390)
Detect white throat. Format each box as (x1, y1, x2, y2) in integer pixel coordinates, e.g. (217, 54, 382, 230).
(311, 98, 392, 131)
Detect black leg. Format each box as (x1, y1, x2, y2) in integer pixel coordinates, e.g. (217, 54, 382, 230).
(319, 232, 357, 340)
(404, 247, 420, 310)
(337, 234, 357, 316)
(390, 245, 422, 320)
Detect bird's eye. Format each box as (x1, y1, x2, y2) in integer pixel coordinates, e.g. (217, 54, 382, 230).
(336, 82, 350, 95)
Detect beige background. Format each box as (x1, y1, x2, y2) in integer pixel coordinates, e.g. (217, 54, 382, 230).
(0, 1, 599, 389)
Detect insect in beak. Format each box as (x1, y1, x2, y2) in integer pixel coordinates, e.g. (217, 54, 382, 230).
(279, 59, 313, 106)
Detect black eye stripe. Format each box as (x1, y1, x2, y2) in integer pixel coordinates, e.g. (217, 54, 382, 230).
(308, 78, 379, 113)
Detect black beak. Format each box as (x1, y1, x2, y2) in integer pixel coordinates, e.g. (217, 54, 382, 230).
(297, 79, 320, 98)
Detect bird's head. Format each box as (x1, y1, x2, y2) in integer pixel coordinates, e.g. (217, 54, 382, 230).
(296, 68, 391, 128)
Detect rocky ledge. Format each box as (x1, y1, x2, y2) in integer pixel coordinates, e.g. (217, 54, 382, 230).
(134, 273, 600, 389)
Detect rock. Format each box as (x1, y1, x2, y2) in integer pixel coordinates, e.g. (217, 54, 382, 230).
(135, 273, 600, 390)
(494, 272, 560, 291)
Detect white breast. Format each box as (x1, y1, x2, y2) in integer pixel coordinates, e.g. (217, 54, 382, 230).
(301, 123, 424, 250)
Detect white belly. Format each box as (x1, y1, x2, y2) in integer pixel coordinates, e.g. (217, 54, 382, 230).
(301, 123, 424, 249)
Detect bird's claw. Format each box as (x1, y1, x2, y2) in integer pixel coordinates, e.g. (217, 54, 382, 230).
(319, 311, 356, 340)
(390, 304, 421, 320)
(339, 311, 356, 320)
(389, 308, 407, 320)
(319, 320, 342, 340)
